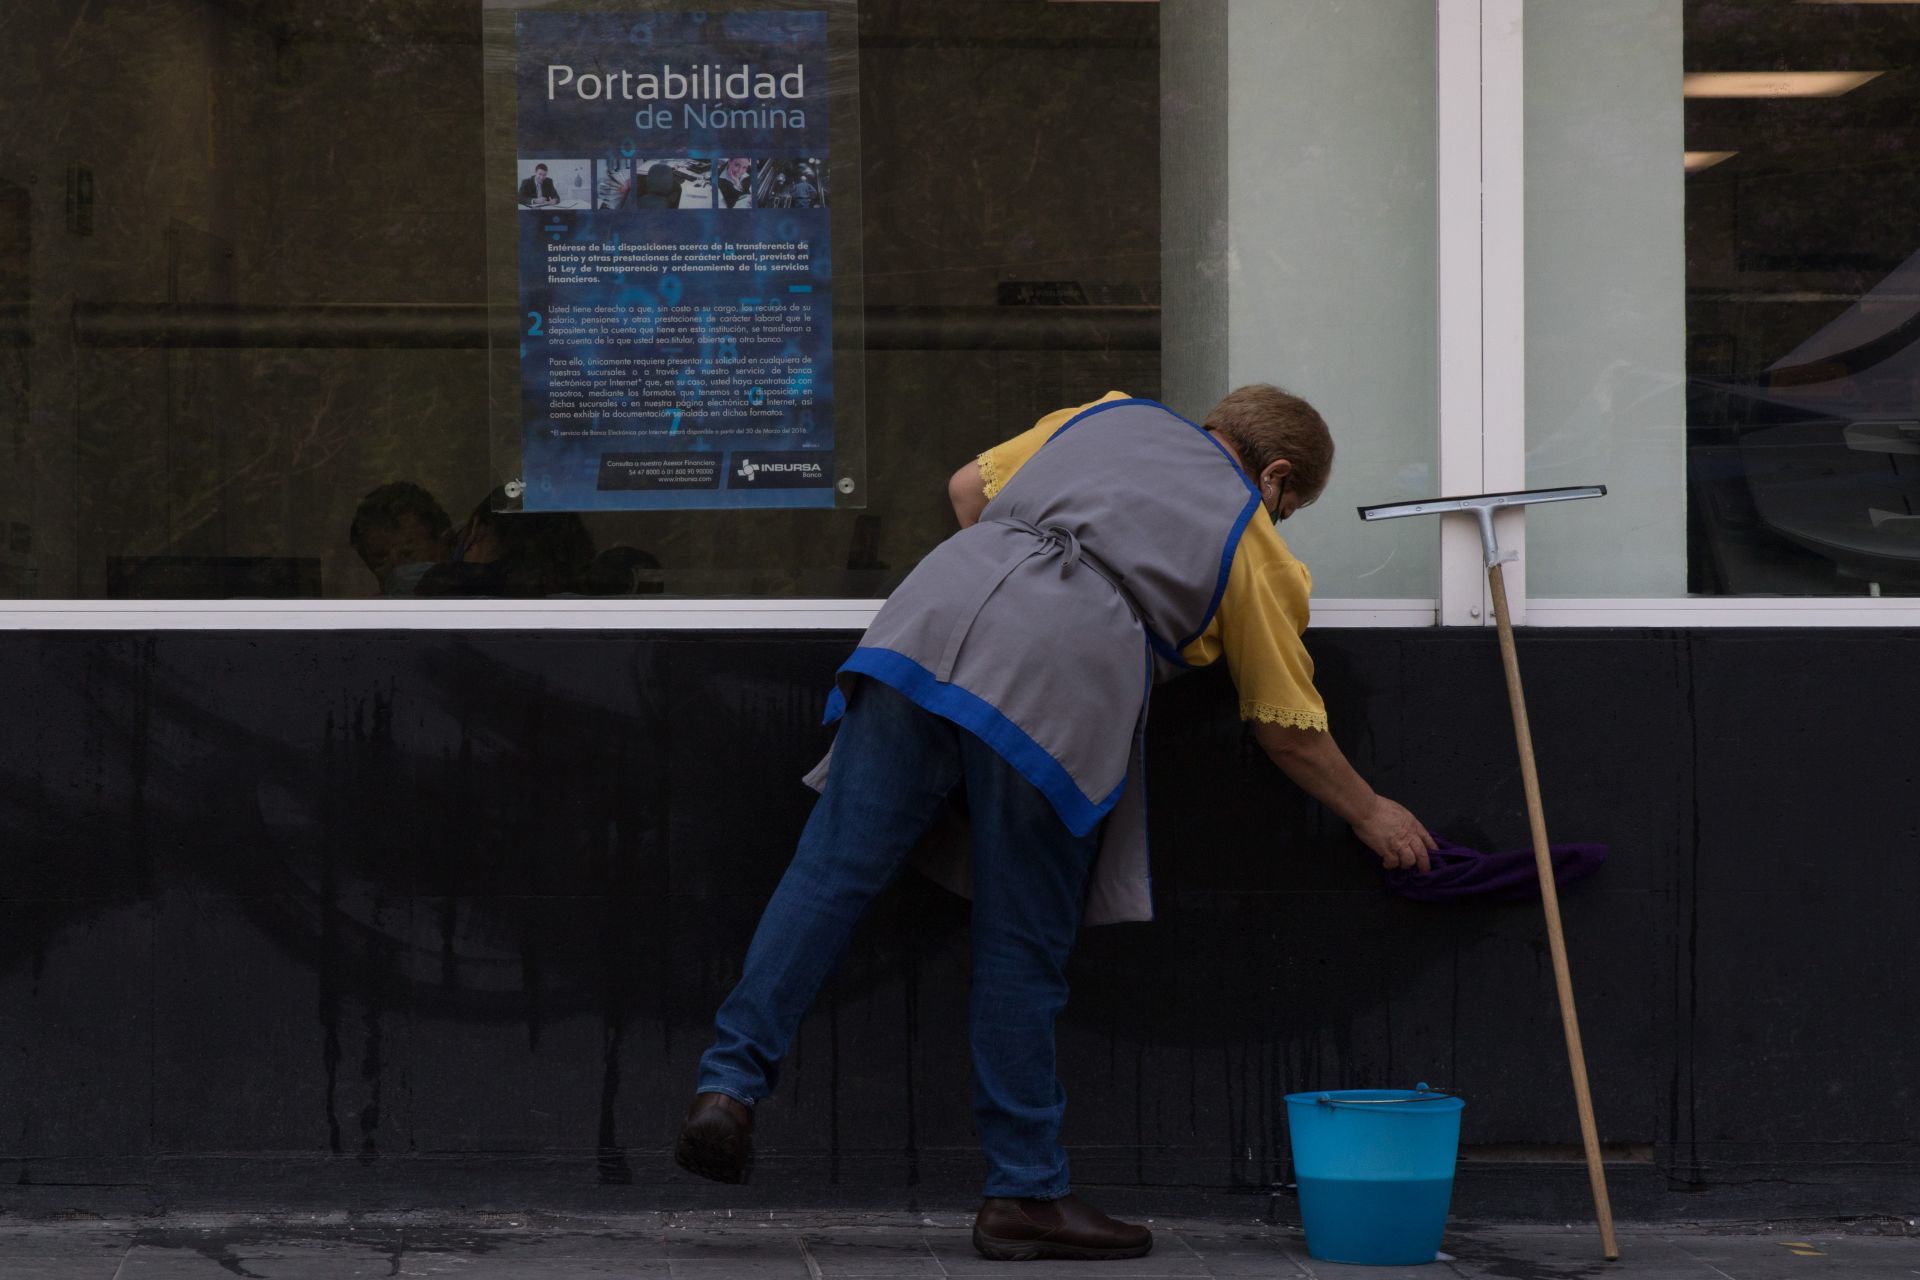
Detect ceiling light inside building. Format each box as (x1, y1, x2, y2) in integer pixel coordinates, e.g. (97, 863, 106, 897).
(1685, 150, 1739, 173)
(1683, 71, 1884, 98)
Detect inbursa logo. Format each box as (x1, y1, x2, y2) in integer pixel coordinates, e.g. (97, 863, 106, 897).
(730, 454, 828, 488)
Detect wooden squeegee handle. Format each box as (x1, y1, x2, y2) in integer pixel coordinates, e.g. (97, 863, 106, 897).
(1487, 563, 1620, 1262)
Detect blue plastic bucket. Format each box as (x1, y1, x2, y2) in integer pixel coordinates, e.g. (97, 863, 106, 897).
(1283, 1084, 1465, 1266)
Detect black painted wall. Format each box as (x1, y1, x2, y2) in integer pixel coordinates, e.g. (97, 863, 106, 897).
(0, 630, 1914, 1222)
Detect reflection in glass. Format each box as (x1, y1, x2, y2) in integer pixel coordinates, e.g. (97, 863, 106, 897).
(4, 0, 1440, 601)
(1686, 0, 1920, 595)
(6, 1, 1170, 599)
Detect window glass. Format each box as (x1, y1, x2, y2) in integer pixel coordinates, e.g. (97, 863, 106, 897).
(3, 0, 1433, 602)
(1528, 0, 1920, 598)
(1166, 0, 1438, 599)
(1524, 0, 1688, 598)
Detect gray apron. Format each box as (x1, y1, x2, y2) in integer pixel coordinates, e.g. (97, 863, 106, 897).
(810, 398, 1264, 924)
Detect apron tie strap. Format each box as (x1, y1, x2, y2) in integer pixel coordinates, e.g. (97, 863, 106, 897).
(933, 520, 1126, 681)
(933, 530, 1039, 681)
(1002, 518, 1086, 571)
(1039, 522, 1083, 573)
(1019, 521, 1183, 666)
(932, 521, 1084, 681)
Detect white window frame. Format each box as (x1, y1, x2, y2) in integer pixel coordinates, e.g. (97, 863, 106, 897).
(2, 0, 1915, 632)
(0, 597, 1445, 631)
(1436, 0, 1920, 629)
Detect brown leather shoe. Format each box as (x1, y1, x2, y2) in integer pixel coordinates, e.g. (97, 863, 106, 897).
(673, 1092, 754, 1184)
(972, 1194, 1153, 1261)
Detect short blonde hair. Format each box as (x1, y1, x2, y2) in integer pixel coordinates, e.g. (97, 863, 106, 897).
(1204, 384, 1334, 501)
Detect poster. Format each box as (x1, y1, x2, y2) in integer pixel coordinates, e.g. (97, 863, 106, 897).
(513, 11, 837, 510)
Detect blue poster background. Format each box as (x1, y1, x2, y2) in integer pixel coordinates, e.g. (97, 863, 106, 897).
(514, 11, 834, 511)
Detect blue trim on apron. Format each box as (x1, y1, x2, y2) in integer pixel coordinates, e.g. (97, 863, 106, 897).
(1043, 395, 1157, 443)
(1182, 493, 1261, 650)
(1144, 628, 1189, 671)
(1134, 638, 1155, 904)
(1043, 397, 1258, 502)
(1039, 397, 1264, 652)
(823, 647, 1126, 838)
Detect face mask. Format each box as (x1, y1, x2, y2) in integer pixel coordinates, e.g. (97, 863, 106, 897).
(1270, 474, 1290, 527)
(383, 561, 438, 597)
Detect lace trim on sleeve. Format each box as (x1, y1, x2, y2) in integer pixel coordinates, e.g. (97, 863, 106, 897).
(977, 451, 1005, 500)
(1241, 701, 1328, 731)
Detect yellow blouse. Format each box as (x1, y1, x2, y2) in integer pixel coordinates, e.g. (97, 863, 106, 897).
(976, 394, 1328, 731)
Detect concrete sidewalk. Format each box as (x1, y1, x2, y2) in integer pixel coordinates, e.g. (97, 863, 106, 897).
(1, 1211, 1915, 1279)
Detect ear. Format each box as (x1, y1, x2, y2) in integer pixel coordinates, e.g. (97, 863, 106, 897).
(1259, 459, 1293, 491)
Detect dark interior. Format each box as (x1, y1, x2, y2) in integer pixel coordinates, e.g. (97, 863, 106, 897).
(1685, 0, 1920, 595)
(0, 0, 1160, 600)
(5, 0, 1916, 597)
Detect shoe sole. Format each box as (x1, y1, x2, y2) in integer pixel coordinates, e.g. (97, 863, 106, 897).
(971, 1227, 1153, 1262)
(673, 1117, 753, 1185)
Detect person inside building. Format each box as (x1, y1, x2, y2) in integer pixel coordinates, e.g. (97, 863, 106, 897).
(348, 481, 454, 597)
(414, 486, 595, 598)
(676, 387, 1436, 1262)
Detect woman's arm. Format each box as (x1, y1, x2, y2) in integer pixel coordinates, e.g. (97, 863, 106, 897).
(1255, 722, 1435, 872)
(948, 460, 988, 528)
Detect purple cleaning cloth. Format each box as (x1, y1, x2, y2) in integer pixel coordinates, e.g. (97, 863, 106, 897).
(1383, 837, 1608, 903)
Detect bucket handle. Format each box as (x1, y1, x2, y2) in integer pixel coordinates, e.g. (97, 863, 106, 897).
(1316, 1082, 1456, 1107)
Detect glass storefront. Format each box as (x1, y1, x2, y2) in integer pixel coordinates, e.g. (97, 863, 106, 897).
(7, 0, 1914, 608)
(1528, 0, 1920, 598)
(0, 0, 1438, 603)
(1166, 0, 1439, 600)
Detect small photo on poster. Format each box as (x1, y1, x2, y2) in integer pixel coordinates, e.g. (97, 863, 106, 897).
(602, 159, 713, 211)
(757, 158, 828, 210)
(517, 158, 591, 210)
(594, 157, 636, 210)
(714, 157, 755, 210)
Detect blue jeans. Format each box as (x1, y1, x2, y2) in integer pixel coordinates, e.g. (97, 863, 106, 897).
(697, 677, 1102, 1199)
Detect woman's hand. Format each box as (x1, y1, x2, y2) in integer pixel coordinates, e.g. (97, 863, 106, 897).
(1354, 796, 1436, 873)
(1253, 724, 1436, 874)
